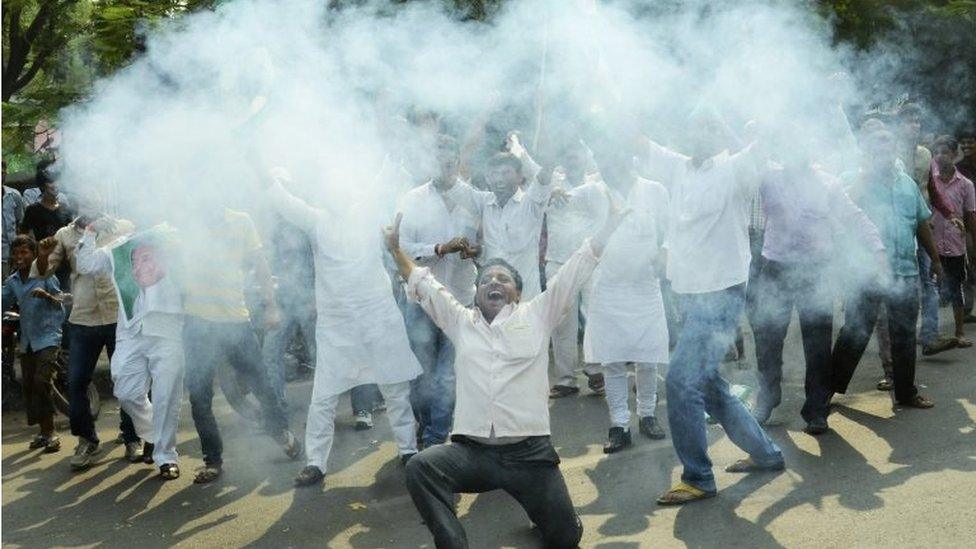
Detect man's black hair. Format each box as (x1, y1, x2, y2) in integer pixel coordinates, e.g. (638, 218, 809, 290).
(10, 234, 37, 254)
(486, 152, 523, 173)
(897, 103, 924, 121)
(933, 134, 958, 153)
(35, 159, 57, 187)
(477, 258, 523, 293)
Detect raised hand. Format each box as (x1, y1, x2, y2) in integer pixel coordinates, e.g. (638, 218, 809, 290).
(384, 212, 403, 254)
(37, 237, 57, 257)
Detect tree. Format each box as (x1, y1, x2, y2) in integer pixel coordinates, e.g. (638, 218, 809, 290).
(2, 0, 84, 102)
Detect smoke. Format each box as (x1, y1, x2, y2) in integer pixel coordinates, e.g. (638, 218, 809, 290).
(51, 0, 964, 406)
(55, 0, 900, 219)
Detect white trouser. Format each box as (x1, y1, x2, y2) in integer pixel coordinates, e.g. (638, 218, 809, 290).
(602, 362, 660, 429)
(305, 377, 416, 472)
(111, 335, 185, 465)
(547, 260, 596, 388)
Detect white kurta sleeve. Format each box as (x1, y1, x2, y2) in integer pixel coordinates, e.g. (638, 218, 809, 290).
(528, 239, 600, 330)
(265, 169, 325, 234)
(642, 139, 689, 186)
(406, 266, 468, 341)
(74, 231, 114, 277)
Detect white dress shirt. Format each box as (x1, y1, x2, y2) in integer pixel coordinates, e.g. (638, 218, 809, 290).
(407, 240, 600, 439)
(643, 140, 761, 294)
(446, 179, 551, 299)
(397, 180, 480, 304)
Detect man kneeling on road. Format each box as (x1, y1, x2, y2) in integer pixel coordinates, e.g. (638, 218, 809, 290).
(386, 194, 627, 549)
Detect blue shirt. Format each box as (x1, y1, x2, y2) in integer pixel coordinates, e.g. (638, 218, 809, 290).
(842, 168, 931, 278)
(2, 271, 64, 353)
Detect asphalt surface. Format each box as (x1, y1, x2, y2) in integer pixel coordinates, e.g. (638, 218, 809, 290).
(2, 311, 975, 548)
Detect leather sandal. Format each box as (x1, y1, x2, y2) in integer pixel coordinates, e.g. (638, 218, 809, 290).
(899, 395, 935, 409)
(725, 457, 786, 473)
(193, 464, 222, 484)
(656, 482, 717, 505)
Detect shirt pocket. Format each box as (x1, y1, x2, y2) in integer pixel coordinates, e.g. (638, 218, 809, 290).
(502, 322, 539, 359)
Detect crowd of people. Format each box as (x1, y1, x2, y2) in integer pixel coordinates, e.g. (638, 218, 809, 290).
(2, 100, 975, 548)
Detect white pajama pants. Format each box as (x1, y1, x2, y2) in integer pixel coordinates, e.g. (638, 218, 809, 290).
(305, 379, 417, 472)
(111, 335, 185, 465)
(547, 260, 597, 388)
(602, 362, 660, 429)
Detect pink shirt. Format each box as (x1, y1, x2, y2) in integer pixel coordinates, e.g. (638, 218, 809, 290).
(931, 168, 976, 257)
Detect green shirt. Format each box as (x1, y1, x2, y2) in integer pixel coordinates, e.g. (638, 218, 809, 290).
(842, 168, 931, 278)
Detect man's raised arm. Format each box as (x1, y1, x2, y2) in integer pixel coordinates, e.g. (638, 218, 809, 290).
(385, 213, 467, 341)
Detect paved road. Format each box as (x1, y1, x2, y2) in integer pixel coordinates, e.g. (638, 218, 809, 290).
(3, 313, 975, 548)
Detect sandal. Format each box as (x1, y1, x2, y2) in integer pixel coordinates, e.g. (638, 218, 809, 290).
(548, 385, 579, 399)
(898, 395, 935, 409)
(725, 457, 786, 473)
(278, 431, 302, 460)
(584, 372, 605, 395)
(954, 336, 973, 348)
(160, 463, 180, 481)
(875, 378, 894, 391)
(193, 464, 222, 484)
(29, 435, 48, 450)
(294, 465, 325, 488)
(656, 482, 717, 505)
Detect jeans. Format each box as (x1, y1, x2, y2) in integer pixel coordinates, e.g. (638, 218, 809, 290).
(405, 436, 582, 549)
(406, 302, 456, 446)
(917, 249, 939, 346)
(666, 284, 783, 493)
(184, 318, 290, 466)
(752, 261, 833, 423)
(261, 307, 315, 411)
(351, 384, 383, 414)
(831, 276, 920, 404)
(68, 323, 138, 444)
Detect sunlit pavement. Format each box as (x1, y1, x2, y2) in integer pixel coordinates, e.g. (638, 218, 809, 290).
(3, 314, 975, 548)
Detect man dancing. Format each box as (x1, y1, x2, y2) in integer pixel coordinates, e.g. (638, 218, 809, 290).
(263, 168, 422, 488)
(388, 193, 627, 548)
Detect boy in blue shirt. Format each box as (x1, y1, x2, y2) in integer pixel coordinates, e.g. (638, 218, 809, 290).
(3, 235, 68, 452)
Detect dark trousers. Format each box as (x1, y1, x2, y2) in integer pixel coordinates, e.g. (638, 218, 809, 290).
(405, 436, 582, 549)
(752, 261, 833, 422)
(20, 346, 58, 427)
(350, 384, 382, 414)
(68, 323, 138, 443)
(184, 317, 289, 466)
(831, 277, 920, 404)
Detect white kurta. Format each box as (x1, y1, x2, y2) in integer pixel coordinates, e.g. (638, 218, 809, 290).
(267, 175, 422, 397)
(583, 178, 670, 365)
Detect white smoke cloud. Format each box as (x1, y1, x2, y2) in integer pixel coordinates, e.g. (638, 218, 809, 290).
(53, 0, 941, 233)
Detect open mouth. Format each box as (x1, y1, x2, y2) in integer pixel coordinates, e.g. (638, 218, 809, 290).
(487, 289, 504, 300)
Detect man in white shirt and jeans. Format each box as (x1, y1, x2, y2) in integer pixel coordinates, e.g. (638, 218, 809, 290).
(386, 194, 626, 549)
(397, 134, 480, 447)
(638, 109, 784, 505)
